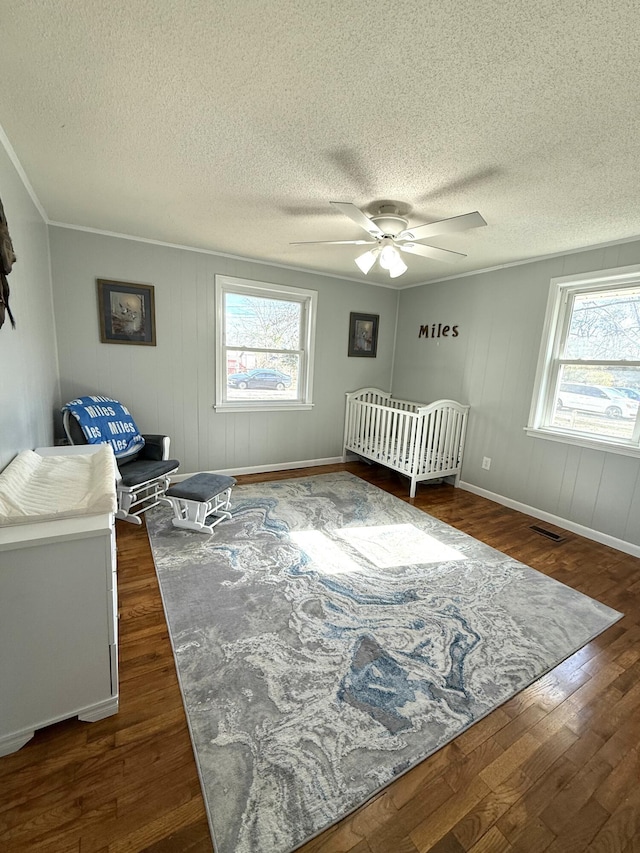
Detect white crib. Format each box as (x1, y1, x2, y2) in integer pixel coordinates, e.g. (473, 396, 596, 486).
(343, 388, 470, 498)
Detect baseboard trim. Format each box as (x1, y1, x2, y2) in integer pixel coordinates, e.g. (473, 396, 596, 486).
(0, 729, 35, 756)
(459, 480, 640, 559)
(77, 696, 120, 722)
(171, 457, 344, 483)
(0, 695, 120, 756)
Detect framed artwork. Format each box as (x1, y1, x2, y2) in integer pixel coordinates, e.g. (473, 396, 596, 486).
(348, 312, 379, 357)
(97, 279, 156, 346)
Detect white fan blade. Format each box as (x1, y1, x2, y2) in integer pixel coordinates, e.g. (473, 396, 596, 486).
(330, 202, 384, 238)
(290, 239, 374, 245)
(355, 248, 380, 274)
(400, 242, 466, 263)
(398, 211, 486, 242)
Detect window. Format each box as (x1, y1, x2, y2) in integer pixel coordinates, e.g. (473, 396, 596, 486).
(528, 264, 640, 455)
(215, 275, 317, 412)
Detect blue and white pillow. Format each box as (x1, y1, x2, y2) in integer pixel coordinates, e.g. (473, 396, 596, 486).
(63, 395, 145, 460)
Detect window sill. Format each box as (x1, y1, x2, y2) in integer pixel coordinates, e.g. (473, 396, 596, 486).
(214, 402, 314, 414)
(525, 426, 640, 458)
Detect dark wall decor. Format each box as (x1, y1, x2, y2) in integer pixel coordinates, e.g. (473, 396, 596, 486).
(348, 312, 379, 357)
(418, 323, 459, 338)
(0, 197, 17, 329)
(97, 279, 156, 345)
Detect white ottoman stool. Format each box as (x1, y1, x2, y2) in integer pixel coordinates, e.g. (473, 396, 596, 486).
(165, 473, 236, 534)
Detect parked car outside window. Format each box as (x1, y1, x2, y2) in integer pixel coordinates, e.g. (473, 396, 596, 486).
(227, 369, 292, 390)
(614, 386, 640, 402)
(557, 383, 639, 419)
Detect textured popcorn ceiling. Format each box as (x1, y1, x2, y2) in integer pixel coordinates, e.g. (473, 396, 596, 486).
(1, 0, 639, 288)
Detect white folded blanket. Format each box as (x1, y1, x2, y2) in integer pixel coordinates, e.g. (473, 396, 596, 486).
(0, 446, 117, 525)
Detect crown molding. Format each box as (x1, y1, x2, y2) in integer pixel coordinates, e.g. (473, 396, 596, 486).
(401, 233, 640, 289)
(47, 221, 400, 290)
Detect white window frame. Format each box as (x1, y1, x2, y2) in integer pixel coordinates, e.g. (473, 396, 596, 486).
(214, 275, 317, 413)
(527, 263, 640, 457)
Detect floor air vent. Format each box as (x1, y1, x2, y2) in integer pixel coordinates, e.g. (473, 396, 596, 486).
(530, 525, 566, 543)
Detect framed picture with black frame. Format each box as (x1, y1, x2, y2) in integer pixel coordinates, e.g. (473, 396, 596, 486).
(348, 312, 379, 357)
(97, 279, 156, 345)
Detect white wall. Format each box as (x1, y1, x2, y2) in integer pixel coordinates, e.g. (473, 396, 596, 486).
(0, 142, 59, 470)
(393, 241, 640, 549)
(49, 227, 398, 475)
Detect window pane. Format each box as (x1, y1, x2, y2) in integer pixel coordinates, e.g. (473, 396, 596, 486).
(225, 293, 301, 350)
(551, 365, 640, 440)
(564, 288, 640, 360)
(226, 350, 299, 400)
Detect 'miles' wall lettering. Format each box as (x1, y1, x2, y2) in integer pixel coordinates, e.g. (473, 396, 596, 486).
(418, 323, 459, 338)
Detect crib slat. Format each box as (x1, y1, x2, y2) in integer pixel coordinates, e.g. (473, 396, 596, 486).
(399, 411, 411, 471)
(373, 403, 383, 460)
(435, 408, 445, 472)
(425, 411, 437, 473)
(372, 402, 379, 452)
(344, 397, 354, 451)
(383, 408, 391, 460)
(442, 408, 454, 470)
(440, 406, 457, 472)
(354, 401, 363, 451)
(406, 411, 418, 474)
(348, 400, 355, 449)
(364, 401, 373, 452)
(354, 401, 362, 450)
(417, 412, 428, 474)
(449, 409, 461, 467)
(390, 409, 398, 464)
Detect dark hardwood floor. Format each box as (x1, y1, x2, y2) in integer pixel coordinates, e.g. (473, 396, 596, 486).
(1, 461, 639, 852)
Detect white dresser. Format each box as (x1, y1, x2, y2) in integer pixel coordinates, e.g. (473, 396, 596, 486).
(0, 447, 118, 756)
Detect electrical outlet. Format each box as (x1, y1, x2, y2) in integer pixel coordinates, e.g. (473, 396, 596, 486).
(482, 456, 491, 470)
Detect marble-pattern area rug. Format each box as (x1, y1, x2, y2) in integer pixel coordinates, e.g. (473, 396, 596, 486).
(146, 472, 621, 853)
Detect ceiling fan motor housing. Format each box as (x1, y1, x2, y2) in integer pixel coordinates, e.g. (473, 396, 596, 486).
(370, 212, 409, 237)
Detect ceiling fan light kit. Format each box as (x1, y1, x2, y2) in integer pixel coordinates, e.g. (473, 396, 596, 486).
(292, 202, 487, 280)
(377, 243, 407, 277)
(378, 244, 398, 269)
(389, 257, 408, 278)
(354, 249, 379, 275)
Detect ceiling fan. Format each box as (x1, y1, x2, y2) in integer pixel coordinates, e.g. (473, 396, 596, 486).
(292, 202, 487, 279)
